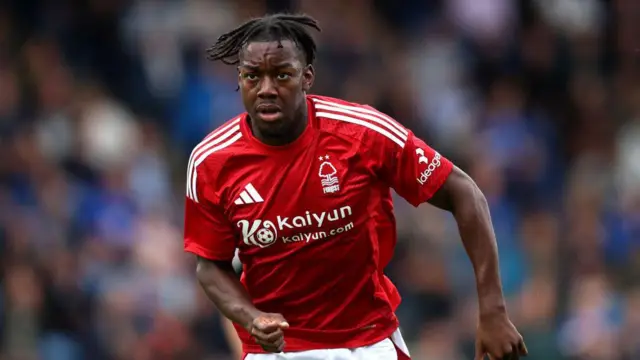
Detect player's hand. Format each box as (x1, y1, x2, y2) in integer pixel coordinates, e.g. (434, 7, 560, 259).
(475, 311, 528, 360)
(248, 312, 289, 353)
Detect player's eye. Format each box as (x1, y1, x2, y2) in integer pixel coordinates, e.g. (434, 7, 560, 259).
(277, 73, 291, 81)
(244, 73, 258, 81)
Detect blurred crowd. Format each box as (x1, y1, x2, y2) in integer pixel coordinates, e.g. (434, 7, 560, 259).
(0, 0, 639, 359)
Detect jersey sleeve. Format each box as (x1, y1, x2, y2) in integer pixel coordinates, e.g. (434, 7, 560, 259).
(184, 167, 237, 261)
(371, 128, 454, 207)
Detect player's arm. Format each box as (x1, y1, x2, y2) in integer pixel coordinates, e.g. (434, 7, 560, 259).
(195, 258, 288, 353)
(372, 125, 527, 359)
(195, 256, 260, 330)
(373, 130, 505, 309)
(195, 254, 288, 353)
(426, 167, 505, 315)
(184, 167, 288, 352)
(427, 167, 529, 359)
(219, 252, 244, 359)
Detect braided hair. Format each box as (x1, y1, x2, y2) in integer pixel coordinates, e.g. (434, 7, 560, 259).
(206, 14, 321, 66)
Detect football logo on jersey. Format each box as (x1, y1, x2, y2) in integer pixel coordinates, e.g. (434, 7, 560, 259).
(318, 155, 340, 194)
(237, 219, 278, 248)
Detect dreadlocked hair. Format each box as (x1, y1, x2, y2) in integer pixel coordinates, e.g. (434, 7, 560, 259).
(205, 14, 321, 66)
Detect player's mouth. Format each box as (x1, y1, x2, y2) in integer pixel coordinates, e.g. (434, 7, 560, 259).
(256, 104, 282, 122)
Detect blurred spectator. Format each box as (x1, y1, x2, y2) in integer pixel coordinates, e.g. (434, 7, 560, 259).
(0, 0, 638, 359)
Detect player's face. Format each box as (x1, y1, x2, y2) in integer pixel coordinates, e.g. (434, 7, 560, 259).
(238, 40, 314, 136)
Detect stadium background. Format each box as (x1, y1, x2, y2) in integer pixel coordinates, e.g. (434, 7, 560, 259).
(1, 0, 639, 359)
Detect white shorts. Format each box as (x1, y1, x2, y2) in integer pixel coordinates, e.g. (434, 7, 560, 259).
(244, 328, 411, 360)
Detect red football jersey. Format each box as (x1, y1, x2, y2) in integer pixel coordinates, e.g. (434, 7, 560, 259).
(183, 95, 453, 353)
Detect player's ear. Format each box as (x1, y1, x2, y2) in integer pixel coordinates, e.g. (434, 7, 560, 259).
(302, 64, 314, 92)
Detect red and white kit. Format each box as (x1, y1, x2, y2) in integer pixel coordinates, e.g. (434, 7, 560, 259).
(184, 95, 453, 359)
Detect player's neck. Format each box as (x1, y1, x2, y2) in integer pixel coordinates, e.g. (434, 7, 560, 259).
(251, 107, 308, 146)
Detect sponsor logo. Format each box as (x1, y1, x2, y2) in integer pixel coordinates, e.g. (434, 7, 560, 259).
(416, 149, 442, 185)
(415, 148, 429, 165)
(237, 206, 354, 247)
(236, 219, 278, 248)
(234, 183, 264, 205)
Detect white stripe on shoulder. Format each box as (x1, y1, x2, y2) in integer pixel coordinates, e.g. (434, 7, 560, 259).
(186, 122, 239, 200)
(316, 111, 405, 148)
(200, 117, 242, 144)
(186, 118, 241, 189)
(312, 98, 409, 136)
(187, 130, 242, 203)
(314, 103, 408, 142)
(186, 118, 242, 202)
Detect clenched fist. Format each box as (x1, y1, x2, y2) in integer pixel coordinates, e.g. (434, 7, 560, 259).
(475, 311, 528, 360)
(248, 313, 289, 353)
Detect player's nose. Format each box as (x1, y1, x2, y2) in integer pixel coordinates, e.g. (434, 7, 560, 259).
(257, 76, 278, 98)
